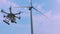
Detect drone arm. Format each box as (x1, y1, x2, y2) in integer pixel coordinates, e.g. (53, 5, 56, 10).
(1, 10, 9, 14)
(15, 16, 21, 19)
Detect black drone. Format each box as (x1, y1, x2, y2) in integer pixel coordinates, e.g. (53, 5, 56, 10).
(1, 6, 21, 25)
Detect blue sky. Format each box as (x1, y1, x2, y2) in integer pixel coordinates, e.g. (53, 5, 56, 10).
(0, 0, 60, 34)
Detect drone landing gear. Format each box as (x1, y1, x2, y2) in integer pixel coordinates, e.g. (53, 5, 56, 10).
(11, 20, 17, 24)
(15, 22, 17, 24)
(3, 20, 10, 25)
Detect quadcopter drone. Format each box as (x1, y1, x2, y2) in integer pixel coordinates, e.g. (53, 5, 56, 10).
(1, 6, 21, 25)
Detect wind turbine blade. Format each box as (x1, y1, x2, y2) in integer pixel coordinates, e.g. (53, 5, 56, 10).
(14, 6, 30, 8)
(1, 10, 9, 14)
(32, 7, 50, 20)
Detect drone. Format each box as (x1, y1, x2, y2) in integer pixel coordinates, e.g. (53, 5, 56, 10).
(1, 6, 21, 25)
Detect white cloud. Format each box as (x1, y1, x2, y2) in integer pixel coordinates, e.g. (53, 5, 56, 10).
(0, 0, 18, 8)
(1, 0, 60, 34)
(32, 9, 60, 34)
(55, 0, 60, 3)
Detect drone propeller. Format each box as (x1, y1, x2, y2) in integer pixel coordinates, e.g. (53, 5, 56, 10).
(1, 10, 9, 14)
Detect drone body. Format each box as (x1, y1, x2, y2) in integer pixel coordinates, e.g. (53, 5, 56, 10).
(1, 6, 21, 25)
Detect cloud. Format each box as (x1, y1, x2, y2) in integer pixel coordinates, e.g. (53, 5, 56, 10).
(0, 0, 18, 9)
(32, 9, 60, 34)
(0, 0, 60, 34)
(55, 0, 60, 3)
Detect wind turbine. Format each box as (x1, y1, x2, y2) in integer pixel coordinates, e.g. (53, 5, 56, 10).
(28, 0, 48, 34)
(14, 0, 50, 34)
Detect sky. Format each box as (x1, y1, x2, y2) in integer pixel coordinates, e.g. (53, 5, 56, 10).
(0, 0, 60, 34)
